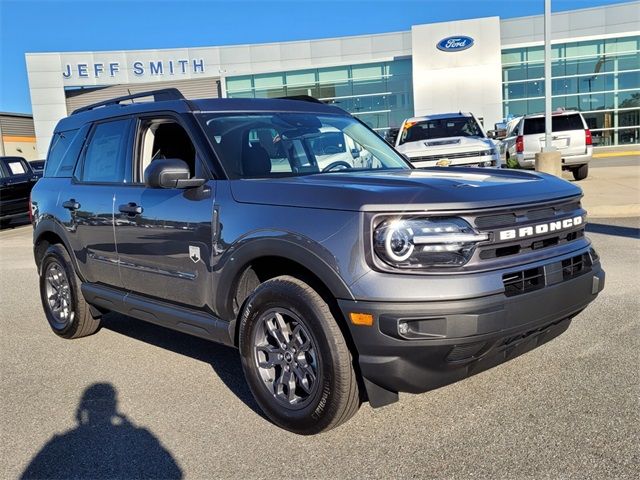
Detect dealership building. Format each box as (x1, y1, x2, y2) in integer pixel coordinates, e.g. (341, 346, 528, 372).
(26, 1, 639, 156)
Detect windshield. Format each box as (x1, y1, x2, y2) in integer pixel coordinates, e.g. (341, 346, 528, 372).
(398, 116, 483, 145)
(197, 112, 410, 179)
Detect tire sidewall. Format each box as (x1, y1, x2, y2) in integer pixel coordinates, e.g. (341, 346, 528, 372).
(39, 245, 80, 337)
(239, 280, 346, 434)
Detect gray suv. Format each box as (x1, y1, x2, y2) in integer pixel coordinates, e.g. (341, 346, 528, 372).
(31, 89, 605, 434)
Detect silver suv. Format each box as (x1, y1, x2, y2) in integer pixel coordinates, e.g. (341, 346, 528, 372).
(503, 111, 593, 180)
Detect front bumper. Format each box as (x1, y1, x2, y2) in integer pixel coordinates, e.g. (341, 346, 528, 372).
(338, 260, 604, 407)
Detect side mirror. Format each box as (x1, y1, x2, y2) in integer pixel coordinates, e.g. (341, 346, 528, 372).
(144, 158, 205, 189)
(350, 148, 360, 159)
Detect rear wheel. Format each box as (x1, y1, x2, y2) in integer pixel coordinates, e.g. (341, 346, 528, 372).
(39, 244, 101, 339)
(239, 276, 360, 434)
(572, 164, 589, 181)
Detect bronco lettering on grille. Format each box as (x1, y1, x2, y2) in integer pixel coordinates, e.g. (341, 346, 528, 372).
(498, 216, 583, 241)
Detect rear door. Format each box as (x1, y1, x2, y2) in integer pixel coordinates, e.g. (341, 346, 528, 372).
(113, 114, 215, 310)
(65, 118, 134, 287)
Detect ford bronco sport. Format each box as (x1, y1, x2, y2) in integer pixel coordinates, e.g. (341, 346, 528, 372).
(31, 89, 605, 434)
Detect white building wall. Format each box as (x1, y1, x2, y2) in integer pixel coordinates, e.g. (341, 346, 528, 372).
(411, 17, 503, 129)
(26, 32, 411, 156)
(501, 1, 640, 47)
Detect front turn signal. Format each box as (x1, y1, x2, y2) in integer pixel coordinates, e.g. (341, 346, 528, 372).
(349, 312, 374, 326)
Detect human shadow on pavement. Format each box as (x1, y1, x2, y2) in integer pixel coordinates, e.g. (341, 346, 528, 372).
(586, 222, 640, 239)
(101, 313, 264, 418)
(20, 383, 182, 479)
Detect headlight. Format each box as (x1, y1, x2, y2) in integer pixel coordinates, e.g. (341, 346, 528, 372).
(373, 217, 488, 268)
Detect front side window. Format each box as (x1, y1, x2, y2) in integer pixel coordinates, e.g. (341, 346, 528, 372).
(80, 120, 131, 183)
(398, 116, 483, 145)
(198, 112, 409, 179)
(137, 119, 203, 181)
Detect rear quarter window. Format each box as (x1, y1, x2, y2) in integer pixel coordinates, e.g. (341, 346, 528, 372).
(524, 114, 585, 135)
(45, 127, 88, 178)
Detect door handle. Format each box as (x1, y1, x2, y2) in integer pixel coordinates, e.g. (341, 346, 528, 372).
(62, 199, 80, 210)
(118, 202, 143, 216)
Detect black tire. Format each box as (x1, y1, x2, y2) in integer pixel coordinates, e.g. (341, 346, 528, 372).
(239, 276, 360, 434)
(572, 164, 589, 181)
(0, 218, 11, 229)
(39, 244, 101, 339)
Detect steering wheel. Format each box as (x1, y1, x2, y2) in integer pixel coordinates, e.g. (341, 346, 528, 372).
(322, 161, 352, 172)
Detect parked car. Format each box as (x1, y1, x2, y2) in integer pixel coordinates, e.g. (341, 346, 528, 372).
(31, 89, 605, 434)
(502, 110, 593, 180)
(395, 112, 502, 168)
(29, 160, 46, 177)
(0, 156, 39, 227)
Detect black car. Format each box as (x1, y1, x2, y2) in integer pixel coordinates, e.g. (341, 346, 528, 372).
(30, 89, 605, 434)
(0, 156, 39, 227)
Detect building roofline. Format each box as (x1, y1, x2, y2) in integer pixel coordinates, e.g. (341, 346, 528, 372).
(0, 112, 33, 119)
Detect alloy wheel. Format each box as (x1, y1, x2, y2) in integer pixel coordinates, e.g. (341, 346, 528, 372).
(253, 308, 319, 409)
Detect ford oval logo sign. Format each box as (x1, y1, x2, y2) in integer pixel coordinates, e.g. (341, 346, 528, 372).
(437, 36, 474, 52)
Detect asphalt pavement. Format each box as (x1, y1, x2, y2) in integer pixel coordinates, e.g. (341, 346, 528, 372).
(1, 219, 638, 479)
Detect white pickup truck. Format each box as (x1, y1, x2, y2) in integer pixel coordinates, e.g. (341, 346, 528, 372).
(395, 112, 502, 168)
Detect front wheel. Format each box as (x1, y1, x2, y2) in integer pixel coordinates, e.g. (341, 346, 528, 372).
(238, 276, 360, 434)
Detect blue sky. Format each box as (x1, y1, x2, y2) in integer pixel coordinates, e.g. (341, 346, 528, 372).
(0, 0, 631, 114)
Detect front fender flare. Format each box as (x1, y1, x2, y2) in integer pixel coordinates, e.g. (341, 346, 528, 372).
(214, 236, 355, 323)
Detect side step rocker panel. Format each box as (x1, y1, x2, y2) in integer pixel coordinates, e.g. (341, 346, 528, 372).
(81, 283, 234, 347)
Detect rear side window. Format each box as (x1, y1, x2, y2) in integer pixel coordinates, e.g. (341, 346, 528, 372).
(79, 120, 131, 183)
(524, 114, 585, 135)
(45, 127, 86, 177)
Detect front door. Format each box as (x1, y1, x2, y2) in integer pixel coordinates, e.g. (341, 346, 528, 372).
(114, 116, 215, 310)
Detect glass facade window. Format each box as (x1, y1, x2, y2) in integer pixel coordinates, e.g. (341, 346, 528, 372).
(502, 35, 640, 145)
(225, 59, 414, 136)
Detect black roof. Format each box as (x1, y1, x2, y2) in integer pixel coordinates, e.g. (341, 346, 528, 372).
(56, 92, 347, 132)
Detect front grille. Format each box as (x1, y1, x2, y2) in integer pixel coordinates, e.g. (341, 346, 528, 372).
(479, 230, 584, 259)
(474, 201, 581, 229)
(503, 267, 545, 297)
(472, 197, 586, 261)
(411, 149, 493, 163)
(562, 253, 591, 279)
(502, 253, 592, 297)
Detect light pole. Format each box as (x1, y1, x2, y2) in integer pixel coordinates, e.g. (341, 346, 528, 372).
(543, 0, 554, 152)
(536, 0, 563, 176)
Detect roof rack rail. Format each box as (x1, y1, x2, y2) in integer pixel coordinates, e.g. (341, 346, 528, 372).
(71, 88, 185, 115)
(275, 95, 325, 104)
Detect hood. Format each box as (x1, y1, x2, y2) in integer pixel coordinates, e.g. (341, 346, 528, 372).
(397, 136, 495, 156)
(229, 168, 582, 212)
